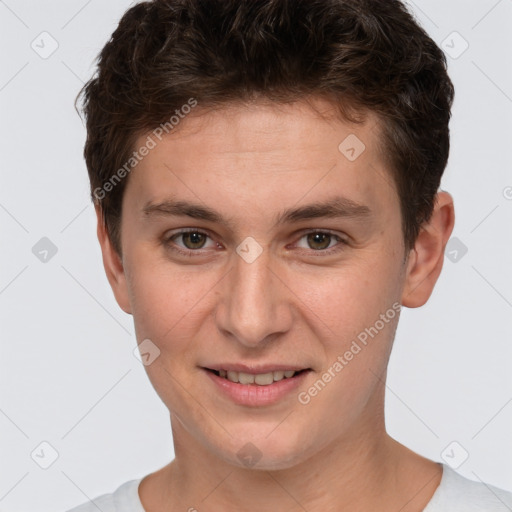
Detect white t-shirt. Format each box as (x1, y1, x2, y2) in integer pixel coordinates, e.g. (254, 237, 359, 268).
(66, 463, 512, 511)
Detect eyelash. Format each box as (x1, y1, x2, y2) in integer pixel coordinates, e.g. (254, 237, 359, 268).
(164, 228, 348, 257)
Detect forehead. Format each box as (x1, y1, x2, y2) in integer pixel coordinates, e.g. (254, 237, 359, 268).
(142, 98, 382, 159)
(123, 98, 398, 225)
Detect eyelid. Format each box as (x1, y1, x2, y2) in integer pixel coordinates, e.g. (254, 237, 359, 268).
(295, 228, 348, 241)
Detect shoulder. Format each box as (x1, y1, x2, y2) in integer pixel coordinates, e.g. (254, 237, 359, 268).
(65, 478, 145, 512)
(424, 464, 512, 512)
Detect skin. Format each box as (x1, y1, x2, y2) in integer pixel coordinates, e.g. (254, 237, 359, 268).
(96, 97, 455, 511)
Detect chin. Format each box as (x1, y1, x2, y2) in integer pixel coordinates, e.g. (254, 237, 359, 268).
(214, 428, 315, 472)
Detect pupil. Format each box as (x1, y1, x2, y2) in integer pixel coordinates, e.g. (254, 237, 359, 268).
(185, 232, 206, 249)
(308, 233, 330, 250)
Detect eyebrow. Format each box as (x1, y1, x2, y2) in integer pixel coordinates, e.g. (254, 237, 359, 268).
(142, 196, 372, 228)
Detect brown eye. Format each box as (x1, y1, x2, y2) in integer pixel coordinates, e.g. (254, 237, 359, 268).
(180, 231, 208, 249)
(295, 231, 347, 254)
(164, 229, 218, 255)
(306, 232, 332, 250)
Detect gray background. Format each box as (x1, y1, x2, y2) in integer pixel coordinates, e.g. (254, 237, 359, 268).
(1, 0, 511, 510)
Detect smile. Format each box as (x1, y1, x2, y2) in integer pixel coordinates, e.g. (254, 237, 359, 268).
(210, 369, 306, 386)
(203, 367, 311, 406)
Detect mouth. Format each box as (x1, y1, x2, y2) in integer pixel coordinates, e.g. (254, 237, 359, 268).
(201, 364, 312, 406)
(205, 368, 309, 386)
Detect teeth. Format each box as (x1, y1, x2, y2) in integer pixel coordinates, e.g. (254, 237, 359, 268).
(217, 369, 299, 385)
(254, 372, 274, 385)
(238, 372, 255, 384)
(227, 371, 238, 383)
(273, 370, 284, 381)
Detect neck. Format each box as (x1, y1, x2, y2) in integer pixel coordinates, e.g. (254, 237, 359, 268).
(140, 387, 442, 511)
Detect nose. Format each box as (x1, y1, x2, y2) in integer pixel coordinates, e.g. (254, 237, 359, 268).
(214, 245, 293, 348)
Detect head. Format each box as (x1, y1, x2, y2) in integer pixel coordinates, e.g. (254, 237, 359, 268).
(79, 0, 455, 470)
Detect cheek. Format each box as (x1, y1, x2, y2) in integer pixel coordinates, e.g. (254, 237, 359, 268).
(292, 255, 402, 341)
(125, 261, 210, 410)
(290, 257, 402, 407)
(127, 270, 177, 341)
(126, 251, 210, 340)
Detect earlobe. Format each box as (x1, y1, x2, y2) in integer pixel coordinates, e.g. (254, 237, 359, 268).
(95, 205, 132, 315)
(401, 191, 455, 308)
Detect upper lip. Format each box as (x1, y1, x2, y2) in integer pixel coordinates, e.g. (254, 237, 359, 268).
(203, 364, 311, 374)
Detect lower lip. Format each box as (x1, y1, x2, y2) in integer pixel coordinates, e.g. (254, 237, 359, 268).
(203, 369, 310, 407)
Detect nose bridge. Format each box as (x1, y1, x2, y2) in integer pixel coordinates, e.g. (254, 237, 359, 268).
(216, 248, 291, 347)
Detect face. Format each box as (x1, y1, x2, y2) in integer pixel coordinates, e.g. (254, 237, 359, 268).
(108, 99, 413, 469)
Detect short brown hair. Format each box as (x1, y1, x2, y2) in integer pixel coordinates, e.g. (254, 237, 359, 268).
(78, 0, 454, 255)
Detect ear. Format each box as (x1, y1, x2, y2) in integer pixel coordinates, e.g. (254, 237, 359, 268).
(95, 205, 132, 314)
(402, 191, 455, 308)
